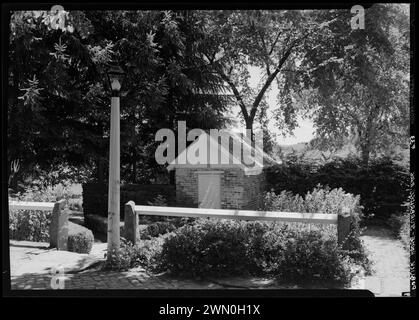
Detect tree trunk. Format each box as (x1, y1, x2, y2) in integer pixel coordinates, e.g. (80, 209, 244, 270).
(361, 143, 371, 167)
(245, 117, 254, 141)
(131, 147, 137, 183)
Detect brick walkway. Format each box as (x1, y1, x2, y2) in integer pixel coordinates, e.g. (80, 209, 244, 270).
(11, 269, 226, 290)
(360, 226, 410, 296)
(9, 226, 410, 293)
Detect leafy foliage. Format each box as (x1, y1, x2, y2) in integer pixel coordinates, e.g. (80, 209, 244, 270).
(67, 222, 94, 254)
(282, 4, 410, 165)
(261, 187, 371, 273)
(103, 186, 371, 282)
(196, 10, 329, 133)
(9, 209, 51, 242)
(265, 157, 409, 222)
(8, 10, 232, 189)
(159, 219, 368, 284)
(104, 237, 164, 272)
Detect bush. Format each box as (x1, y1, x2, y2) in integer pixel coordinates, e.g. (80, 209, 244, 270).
(159, 219, 360, 284)
(160, 219, 255, 277)
(8, 184, 82, 241)
(260, 227, 352, 283)
(262, 185, 362, 218)
(67, 198, 83, 211)
(104, 186, 372, 284)
(140, 218, 193, 240)
(265, 157, 409, 223)
(9, 209, 51, 242)
(105, 239, 141, 271)
(261, 186, 371, 273)
(156, 186, 371, 283)
(10, 184, 79, 203)
(67, 222, 94, 254)
(104, 237, 165, 272)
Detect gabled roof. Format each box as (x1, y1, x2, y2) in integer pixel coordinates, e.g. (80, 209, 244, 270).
(167, 131, 282, 173)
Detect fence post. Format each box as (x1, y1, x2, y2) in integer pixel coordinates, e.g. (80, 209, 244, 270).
(337, 206, 352, 249)
(49, 199, 68, 250)
(57, 207, 70, 250)
(124, 201, 137, 244)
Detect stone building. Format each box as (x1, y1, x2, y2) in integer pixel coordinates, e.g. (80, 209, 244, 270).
(167, 132, 280, 210)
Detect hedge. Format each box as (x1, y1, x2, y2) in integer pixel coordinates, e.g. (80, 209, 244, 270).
(9, 209, 51, 242)
(82, 183, 175, 220)
(265, 157, 409, 222)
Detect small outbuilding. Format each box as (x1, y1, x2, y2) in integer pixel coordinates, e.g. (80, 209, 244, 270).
(167, 132, 281, 210)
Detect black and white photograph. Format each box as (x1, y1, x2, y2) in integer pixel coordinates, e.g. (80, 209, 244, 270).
(2, 2, 414, 300)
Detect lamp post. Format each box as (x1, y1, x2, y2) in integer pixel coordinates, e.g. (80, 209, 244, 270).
(106, 64, 125, 259)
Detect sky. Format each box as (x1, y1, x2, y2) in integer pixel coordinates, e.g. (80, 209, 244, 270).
(227, 66, 315, 146)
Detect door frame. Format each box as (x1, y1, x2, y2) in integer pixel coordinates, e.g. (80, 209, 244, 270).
(197, 170, 223, 209)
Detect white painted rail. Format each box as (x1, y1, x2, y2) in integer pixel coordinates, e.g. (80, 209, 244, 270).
(8, 201, 55, 211)
(134, 205, 338, 225)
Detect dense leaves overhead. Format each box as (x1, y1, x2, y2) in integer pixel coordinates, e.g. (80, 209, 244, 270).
(7, 7, 410, 188)
(280, 4, 410, 165)
(8, 10, 232, 187)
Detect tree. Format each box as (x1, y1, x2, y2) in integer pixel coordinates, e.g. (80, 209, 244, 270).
(196, 10, 334, 137)
(86, 10, 232, 183)
(281, 4, 410, 166)
(8, 9, 233, 188)
(8, 10, 101, 188)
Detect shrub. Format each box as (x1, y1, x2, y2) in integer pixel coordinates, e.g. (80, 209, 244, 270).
(104, 237, 165, 272)
(10, 184, 80, 203)
(389, 205, 410, 251)
(67, 198, 83, 211)
(67, 222, 94, 254)
(9, 209, 51, 242)
(263, 228, 352, 283)
(262, 185, 362, 219)
(265, 157, 409, 223)
(147, 194, 168, 207)
(157, 186, 371, 283)
(140, 218, 192, 240)
(104, 239, 141, 271)
(260, 186, 371, 273)
(159, 219, 360, 284)
(8, 184, 82, 241)
(160, 219, 254, 277)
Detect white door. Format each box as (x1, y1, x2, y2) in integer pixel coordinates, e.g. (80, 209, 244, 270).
(198, 172, 221, 209)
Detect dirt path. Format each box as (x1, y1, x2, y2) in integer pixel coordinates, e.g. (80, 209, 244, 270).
(360, 226, 410, 296)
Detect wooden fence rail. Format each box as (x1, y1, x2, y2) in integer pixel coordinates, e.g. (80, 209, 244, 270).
(8, 201, 56, 211)
(124, 201, 352, 248)
(8, 199, 69, 250)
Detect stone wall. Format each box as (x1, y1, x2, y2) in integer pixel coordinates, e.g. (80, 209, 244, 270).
(82, 183, 176, 220)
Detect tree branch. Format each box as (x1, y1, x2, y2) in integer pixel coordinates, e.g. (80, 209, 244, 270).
(257, 30, 271, 76)
(250, 47, 293, 120)
(218, 70, 249, 120)
(268, 30, 282, 56)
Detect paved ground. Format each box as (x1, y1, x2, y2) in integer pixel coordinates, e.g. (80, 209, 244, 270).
(8, 226, 410, 294)
(359, 226, 410, 296)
